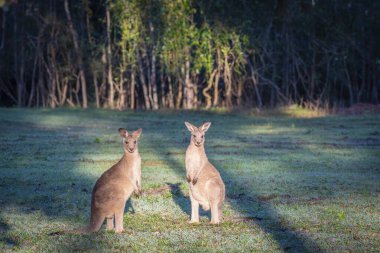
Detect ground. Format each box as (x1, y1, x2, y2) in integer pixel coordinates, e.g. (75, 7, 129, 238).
(0, 108, 379, 252)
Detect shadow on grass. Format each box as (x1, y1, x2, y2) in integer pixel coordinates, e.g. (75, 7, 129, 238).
(167, 182, 211, 221)
(0, 216, 18, 248)
(166, 183, 189, 215)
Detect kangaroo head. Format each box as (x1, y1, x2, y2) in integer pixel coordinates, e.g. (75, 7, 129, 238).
(118, 128, 142, 153)
(185, 122, 211, 147)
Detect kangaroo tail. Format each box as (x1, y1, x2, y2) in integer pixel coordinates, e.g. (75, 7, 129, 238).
(49, 213, 105, 236)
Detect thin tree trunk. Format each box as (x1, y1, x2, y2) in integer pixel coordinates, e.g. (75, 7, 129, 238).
(160, 70, 166, 107)
(223, 52, 233, 108)
(247, 57, 263, 108)
(143, 47, 154, 107)
(184, 58, 194, 109)
(344, 62, 354, 106)
(176, 76, 183, 109)
(13, 6, 24, 107)
(60, 82, 68, 105)
(105, 3, 114, 109)
(85, 3, 99, 108)
(137, 51, 151, 110)
(167, 75, 174, 108)
(237, 79, 243, 107)
(64, 0, 88, 108)
(38, 55, 45, 107)
(118, 89, 126, 110)
(130, 71, 135, 109)
(213, 48, 222, 106)
(150, 50, 159, 109)
(93, 74, 100, 108)
(18, 43, 25, 107)
(28, 68, 36, 107)
(100, 48, 107, 106)
(357, 61, 365, 102)
(203, 69, 217, 109)
(181, 64, 186, 108)
(149, 21, 159, 110)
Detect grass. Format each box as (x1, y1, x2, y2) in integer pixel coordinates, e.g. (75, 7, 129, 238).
(0, 107, 379, 252)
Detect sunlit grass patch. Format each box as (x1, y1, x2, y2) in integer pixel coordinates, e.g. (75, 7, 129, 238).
(236, 104, 326, 118)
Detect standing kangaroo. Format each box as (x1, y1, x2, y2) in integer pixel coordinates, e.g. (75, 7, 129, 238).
(76, 128, 142, 233)
(185, 122, 225, 224)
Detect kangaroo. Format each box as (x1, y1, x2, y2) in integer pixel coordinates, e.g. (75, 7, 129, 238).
(184, 122, 225, 224)
(74, 128, 142, 233)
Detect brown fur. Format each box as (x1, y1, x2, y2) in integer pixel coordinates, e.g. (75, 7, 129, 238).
(73, 128, 142, 233)
(184, 122, 225, 224)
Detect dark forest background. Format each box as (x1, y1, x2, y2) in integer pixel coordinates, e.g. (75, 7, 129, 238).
(0, 0, 379, 110)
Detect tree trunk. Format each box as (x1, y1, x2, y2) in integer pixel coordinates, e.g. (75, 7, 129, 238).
(167, 75, 174, 108)
(38, 55, 45, 107)
(203, 69, 216, 109)
(344, 62, 354, 106)
(130, 71, 135, 109)
(176, 76, 183, 109)
(184, 59, 194, 109)
(237, 79, 243, 107)
(160, 70, 166, 107)
(247, 57, 262, 108)
(116, 70, 125, 110)
(223, 52, 233, 108)
(85, 3, 99, 108)
(105, 3, 114, 109)
(213, 48, 222, 107)
(149, 21, 159, 110)
(13, 6, 24, 107)
(137, 51, 151, 110)
(64, 0, 88, 108)
(150, 50, 159, 109)
(100, 48, 107, 107)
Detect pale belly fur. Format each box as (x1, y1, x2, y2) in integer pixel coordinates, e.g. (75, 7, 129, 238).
(190, 181, 210, 210)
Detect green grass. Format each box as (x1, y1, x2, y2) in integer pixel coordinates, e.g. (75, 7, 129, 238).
(0, 108, 379, 252)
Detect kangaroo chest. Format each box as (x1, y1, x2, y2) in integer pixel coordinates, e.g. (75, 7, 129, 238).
(126, 155, 141, 182)
(186, 149, 204, 177)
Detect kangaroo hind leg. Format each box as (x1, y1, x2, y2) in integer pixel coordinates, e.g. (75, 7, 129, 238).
(189, 190, 200, 223)
(106, 215, 114, 231)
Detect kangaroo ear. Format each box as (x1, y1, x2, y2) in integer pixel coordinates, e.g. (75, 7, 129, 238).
(200, 122, 211, 132)
(132, 128, 142, 139)
(185, 122, 196, 132)
(119, 128, 128, 138)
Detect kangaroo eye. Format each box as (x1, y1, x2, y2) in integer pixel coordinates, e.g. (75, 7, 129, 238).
(193, 135, 196, 138)
(125, 141, 128, 144)
(201, 135, 204, 138)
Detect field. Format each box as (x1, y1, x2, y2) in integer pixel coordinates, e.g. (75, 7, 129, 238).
(0, 108, 379, 252)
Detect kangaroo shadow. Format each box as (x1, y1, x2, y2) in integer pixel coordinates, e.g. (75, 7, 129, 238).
(166, 182, 211, 220)
(219, 169, 322, 252)
(125, 198, 135, 214)
(166, 183, 189, 215)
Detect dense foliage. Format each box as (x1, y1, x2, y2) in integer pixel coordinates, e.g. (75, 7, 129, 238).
(0, 0, 379, 109)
